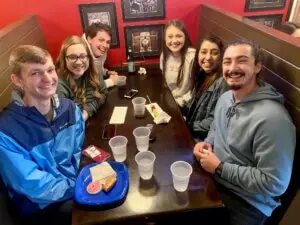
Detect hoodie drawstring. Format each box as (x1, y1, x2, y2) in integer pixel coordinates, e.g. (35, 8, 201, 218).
(226, 104, 240, 127)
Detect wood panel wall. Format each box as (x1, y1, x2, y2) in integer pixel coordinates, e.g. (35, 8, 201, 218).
(0, 15, 47, 110)
(199, 4, 300, 224)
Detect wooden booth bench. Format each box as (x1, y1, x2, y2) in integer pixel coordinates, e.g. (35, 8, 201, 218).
(0, 15, 47, 111)
(0, 15, 47, 225)
(198, 4, 300, 225)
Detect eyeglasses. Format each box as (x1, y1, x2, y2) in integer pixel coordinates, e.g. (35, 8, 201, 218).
(66, 54, 88, 63)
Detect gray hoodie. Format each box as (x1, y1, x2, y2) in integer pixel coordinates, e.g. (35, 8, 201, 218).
(205, 81, 296, 216)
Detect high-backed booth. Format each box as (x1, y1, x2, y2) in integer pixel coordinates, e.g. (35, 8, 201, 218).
(0, 15, 47, 111)
(0, 15, 47, 225)
(198, 4, 300, 225)
(0, 4, 299, 225)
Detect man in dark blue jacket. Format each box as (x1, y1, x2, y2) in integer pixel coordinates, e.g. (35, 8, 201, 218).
(0, 45, 85, 224)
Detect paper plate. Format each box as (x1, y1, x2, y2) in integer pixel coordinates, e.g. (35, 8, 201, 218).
(74, 161, 129, 206)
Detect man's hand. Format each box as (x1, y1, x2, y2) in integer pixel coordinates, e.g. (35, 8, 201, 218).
(193, 142, 212, 161)
(107, 70, 118, 76)
(198, 151, 221, 174)
(82, 110, 89, 121)
(109, 75, 119, 85)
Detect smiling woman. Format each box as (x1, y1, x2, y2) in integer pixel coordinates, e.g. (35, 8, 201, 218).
(55, 35, 108, 121)
(160, 19, 196, 107)
(183, 34, 228, 141)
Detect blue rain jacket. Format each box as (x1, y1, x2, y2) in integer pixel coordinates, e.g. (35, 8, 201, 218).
(0, 95, 85, 215)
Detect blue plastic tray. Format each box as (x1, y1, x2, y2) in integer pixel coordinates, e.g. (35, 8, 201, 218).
(74, 161, 129, 206)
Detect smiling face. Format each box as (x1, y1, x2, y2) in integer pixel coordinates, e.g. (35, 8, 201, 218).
(165, 25, 185, 55)
(87, 30, 111, 57)
(222, 44, 261, 91)
(11, 57, 58, 101)
(65, 44, 89, 79)
(198, 40, 221, 73)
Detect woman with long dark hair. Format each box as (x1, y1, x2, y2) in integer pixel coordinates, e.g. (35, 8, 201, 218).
(184, 34, 228, 141)
(160, 19, 196, 107)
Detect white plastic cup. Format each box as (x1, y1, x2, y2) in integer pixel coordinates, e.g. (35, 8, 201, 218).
(108, 136, 128, 162)
(170, 161, 193, 192)
(133, 127, 151, 152)
(117, 75, 127, 87)
(135, 151, 156, 180)
(132, 97, 146, 118)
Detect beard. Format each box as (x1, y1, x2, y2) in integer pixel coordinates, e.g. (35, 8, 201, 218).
(228, 83, 242, 90)
(224, 70, 245, 90)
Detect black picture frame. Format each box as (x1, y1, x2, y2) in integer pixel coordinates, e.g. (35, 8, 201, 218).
(124, 24, 164, 59)
(78, 3, 120, 48)
(121, 0, 165, 21)
(246, 14, 283, 27)
(245, 0, 286, 12)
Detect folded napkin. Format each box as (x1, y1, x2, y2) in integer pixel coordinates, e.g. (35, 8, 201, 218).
(145, 103, 171, 124)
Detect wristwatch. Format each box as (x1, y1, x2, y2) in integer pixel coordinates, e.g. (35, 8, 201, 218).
(214, 162, 224, 177)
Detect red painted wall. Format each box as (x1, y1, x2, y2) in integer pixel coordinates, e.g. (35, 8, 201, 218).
(0, 0, 292, 67)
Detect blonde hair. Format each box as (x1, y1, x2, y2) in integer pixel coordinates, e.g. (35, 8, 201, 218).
(56, 35, 103, 109)
(9, 45, 51, 76)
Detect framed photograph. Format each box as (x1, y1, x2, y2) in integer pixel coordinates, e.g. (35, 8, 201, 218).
(124, 24, 164, 59)
(245, 0, 286, 12)
(78, 3, 120, 48)
(121, 0, 165, 21)
(246, 14, 283, 28)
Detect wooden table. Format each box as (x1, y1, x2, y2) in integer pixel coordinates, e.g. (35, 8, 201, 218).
(72, 68, 224, 225)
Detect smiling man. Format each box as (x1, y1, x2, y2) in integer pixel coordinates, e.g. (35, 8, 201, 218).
(0, 45, 84, 224)
(82, 22, 118, 88)
(193, 39, 296, 225)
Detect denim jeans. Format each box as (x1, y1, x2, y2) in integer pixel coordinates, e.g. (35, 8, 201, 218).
(216, 183, 268, 225)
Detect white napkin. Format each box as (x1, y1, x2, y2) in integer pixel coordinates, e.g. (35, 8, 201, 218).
(109, 107, 128, 124)
(145, 103, 171, 124)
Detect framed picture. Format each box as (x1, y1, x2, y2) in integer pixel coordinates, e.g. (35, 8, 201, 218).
(124, 24, 164, 59)
(78, 3, 120, 48)
(245, 0, 286, 12)
(246, 14, 283, 28)
(121, 0, 165, 21)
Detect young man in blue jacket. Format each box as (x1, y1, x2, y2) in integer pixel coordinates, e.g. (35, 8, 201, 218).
(193, 39, 296, 225)
(0, 45, 85, 224)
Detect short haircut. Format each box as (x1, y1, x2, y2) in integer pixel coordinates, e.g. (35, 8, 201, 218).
(85, 22, 112, 39)
(226, 39, 264, 65)
(9, 45, 51, 76)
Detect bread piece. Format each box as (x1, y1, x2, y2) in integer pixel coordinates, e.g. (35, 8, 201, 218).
(103, 175, 117, 192)
(89, 162, 116, 182)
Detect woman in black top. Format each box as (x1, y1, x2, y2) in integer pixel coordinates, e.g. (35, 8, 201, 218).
(184, 34, 228, 141)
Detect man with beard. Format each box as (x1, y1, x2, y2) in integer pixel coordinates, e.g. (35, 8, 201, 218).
(193, 39, 295, 225)
(0, 45, 85, 224)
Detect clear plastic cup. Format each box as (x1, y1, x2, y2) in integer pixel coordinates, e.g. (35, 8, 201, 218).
(117, 75, 127, 87)
(132, 97, 146, 118)
(133, 127, 151, 152)
(135, 151, 156, 180)
(170, 161, 193, 192)
(108, 136, 128, 162)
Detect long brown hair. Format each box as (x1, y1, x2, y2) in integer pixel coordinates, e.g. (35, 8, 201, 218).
(162, 19, 192, 86)
(192, 34, 224, 97)
(56, 35, 103, 108)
